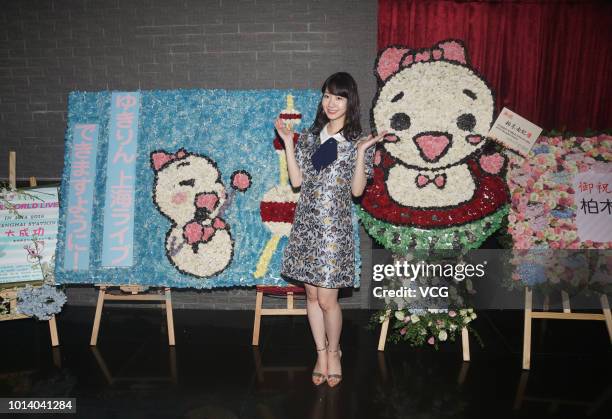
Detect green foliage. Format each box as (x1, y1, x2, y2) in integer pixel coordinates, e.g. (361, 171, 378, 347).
(370, 308, 483, 350)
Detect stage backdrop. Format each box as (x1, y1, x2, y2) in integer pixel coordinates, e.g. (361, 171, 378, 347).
(378, 0, 612, 132)
(54, 89, 363, 289)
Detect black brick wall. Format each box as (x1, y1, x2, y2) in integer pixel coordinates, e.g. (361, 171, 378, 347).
(0, 0, 378, 309)
(0, 0, 377, 181)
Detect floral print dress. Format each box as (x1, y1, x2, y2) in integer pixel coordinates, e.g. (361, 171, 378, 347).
(280, 129, 374, 288)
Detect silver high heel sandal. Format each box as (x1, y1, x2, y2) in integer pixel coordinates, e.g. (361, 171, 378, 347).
(326, 347, 342, 387)
(312, 346, 327, 386)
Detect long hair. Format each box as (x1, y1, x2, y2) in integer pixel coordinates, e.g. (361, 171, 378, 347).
(310, 72, 362, 141)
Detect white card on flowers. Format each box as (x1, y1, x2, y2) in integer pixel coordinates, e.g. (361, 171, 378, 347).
(487, 107, 542, 157)
(573, 171, 612, 243)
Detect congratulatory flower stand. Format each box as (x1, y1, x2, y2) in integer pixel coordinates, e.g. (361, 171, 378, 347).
(0, 151, 60, 349)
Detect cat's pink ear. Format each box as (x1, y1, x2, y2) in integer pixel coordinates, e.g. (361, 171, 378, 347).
(152, 151, 173, 171)
(436, 40, 467, 64)
(376, 47, 410, 82)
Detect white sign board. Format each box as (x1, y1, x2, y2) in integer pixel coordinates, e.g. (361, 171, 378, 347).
(487, 107, 543, 157)
(573, 171, 612, 243)
(0, 187, 59, 284)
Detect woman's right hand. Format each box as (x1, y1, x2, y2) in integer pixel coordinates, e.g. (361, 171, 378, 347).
(274, 118, 302, 187)
(275, 118, 294, 147)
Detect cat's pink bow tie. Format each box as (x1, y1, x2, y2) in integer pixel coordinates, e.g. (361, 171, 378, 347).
(416, 173, 446, 189)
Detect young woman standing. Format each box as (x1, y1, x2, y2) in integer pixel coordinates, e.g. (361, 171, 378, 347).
(275, 72, 385, 387)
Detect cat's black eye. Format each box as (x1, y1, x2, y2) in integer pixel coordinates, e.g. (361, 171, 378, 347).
(390, 113, 411, 131)
(457, 113, 476, 131)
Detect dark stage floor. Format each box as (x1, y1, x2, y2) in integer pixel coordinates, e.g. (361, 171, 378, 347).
(0, 306, 610, 419)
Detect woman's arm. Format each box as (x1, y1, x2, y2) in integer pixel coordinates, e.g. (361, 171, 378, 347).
(351, 149, 369, 197)
(351, 132, 386, 197)
(284, 138, 303, 188)
(275, 118, 303, 188)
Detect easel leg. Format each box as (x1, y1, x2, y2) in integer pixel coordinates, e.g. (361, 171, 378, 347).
(165, 288, 175, 346)
(90, 286, 106, 346)
(252, 290, 263, 346)
(600, 294, 612, 344)
(522, 287, 533, 370)
(287, 292, 294, 310)
(48, 315, 59, 347)
(33, 175, 62, 348)
(9, 152, 16, 188)
(377, 310, 391, 351)
(461, 327, 470, 362)
(539, 294, 549, 346)
(561, 290, 571, 313)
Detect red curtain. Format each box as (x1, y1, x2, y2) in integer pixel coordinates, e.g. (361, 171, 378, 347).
(378, 0, 612, 131)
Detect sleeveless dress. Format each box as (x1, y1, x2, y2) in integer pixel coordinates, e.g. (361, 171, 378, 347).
(280, 129, 374, 288)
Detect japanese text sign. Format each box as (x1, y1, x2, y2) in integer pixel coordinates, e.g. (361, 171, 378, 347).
(1, 187, 59, 284)
(573, 170, 612, 243)
(101, 92, 140, 267)
(64, 123, 99, 270)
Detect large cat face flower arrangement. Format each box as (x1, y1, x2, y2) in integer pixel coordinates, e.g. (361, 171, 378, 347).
(359, 40, 509, 252)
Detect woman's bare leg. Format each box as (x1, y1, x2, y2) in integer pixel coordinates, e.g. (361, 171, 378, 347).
(305, 283, 328, 384)
(317, 287, 342, 386)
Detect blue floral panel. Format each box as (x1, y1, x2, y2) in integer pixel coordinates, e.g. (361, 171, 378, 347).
(54, 89, 362, 289)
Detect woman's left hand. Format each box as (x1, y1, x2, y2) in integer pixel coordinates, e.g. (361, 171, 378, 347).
(356, 131, 387, 153)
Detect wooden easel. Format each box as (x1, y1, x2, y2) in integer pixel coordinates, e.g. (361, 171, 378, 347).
(252, 285, 307, 346)
(0, 151, 59, 347)
(377, 310, 471, 362)
(522, 288, 612, 369)
(90, 284, 176, 346)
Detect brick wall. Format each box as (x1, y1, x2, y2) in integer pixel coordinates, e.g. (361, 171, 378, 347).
(0, 0, 378, 309)
(0, 0, 377, 179)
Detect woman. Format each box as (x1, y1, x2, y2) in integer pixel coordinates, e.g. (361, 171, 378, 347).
(276, 72, 385, 387)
